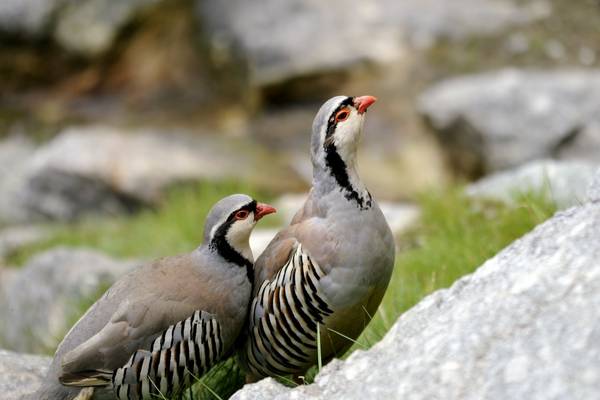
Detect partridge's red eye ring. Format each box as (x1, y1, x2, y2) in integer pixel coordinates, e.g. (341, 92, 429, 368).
(235, 210, 249, 220)
(335, 109, 350, 122)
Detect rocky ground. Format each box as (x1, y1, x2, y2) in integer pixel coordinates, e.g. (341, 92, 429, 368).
(1, 0, 600, 399)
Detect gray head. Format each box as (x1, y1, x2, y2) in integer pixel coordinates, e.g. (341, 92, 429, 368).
(310, 95, 377, 209)
(203, 194, 276, 265)
(310, 95, 377, 169)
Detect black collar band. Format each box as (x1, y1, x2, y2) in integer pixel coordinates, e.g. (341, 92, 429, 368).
(324, 143, 372, 210)
(210, 235, 254, 283)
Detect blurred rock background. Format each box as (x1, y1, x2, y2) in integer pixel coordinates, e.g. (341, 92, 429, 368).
(1, 0, 600, 399)
(1, 0, 599, 207)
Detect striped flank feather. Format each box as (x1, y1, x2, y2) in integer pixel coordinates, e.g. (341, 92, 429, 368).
(111, 310, 224, 400)
(246, 244, 333, 378)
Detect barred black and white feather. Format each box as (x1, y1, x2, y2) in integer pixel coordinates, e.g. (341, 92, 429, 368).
(61, 311, 224, 400)
(111, 310, 223, 400)
(245, 244, 333, 377)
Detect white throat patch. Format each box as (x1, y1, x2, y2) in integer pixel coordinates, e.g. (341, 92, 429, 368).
(225, 217, 255, 262)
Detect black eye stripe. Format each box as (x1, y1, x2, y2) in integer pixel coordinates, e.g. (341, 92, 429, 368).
(340, 96, 354, 107)
(209, 200, 256, 281)
(226, 200, 257, 223)
(325, 97, 354, 139)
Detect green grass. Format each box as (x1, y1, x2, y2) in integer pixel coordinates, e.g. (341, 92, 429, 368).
(8, 180, 279, 265)
(12, 186, 557, 399)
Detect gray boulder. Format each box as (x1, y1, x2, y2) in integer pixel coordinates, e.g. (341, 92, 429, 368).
(419, 69, 600, 174)
(557, 119, 600, 162)
(233, 379, 289, 399)
(0, 135, 39, 224)
(197, 0, 546, 86)
(467, 159, 599, 209)
(0, 0, 64, 36)
(0, 349, 50, 400)
(53, 0, 160, 56)
(233, 190, 600, 399)
(379, 0, 549, 49)
(0, 0, 160, 49)
(0, 126, 299, 224)
(197, 0, 402, 86)
(0, 128, 146, 224)
(0, 266, 18, 307)
(587, 168, 600, 203)
(29, 126, 230, 205)
(0, 225, 50, 263)
(0, 135, 35, 178)
(0, 247, 137, 353)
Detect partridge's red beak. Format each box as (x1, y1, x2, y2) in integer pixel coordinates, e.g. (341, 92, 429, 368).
(354, 95, 377, 114)
(254, 203, 277, 221)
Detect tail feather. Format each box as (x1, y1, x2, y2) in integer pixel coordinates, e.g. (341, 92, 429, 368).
(60, 369, 112, 387)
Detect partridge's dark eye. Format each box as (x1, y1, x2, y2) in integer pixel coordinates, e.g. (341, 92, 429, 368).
(335, 109, 350, 122)
(235, 210, 249, 220)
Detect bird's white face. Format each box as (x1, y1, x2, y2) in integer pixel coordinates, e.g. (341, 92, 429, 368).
(319, 95, 376, 167)
(209, 200, 276, 262)
(225, 209, 260, 260)
(324, 104, 365, 165)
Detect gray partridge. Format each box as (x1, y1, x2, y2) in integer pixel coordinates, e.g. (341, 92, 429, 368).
(28, 194, 276, 400)
(241, 96, 395, 380)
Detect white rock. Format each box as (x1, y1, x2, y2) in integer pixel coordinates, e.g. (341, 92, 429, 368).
(0, 248, 137, 353)
(0, 126, 300, 223)
(197, 0, 546, 86)
(197, 0, 403, 86)
(53, 0, 160, 56)
(0, 225, 50, 262)
(0, 349, 50, 400)
(0, 135, 38, 224)
(587, 168, 600, 203)
(419, 69, 600, 173)
(0, 0, 64, 36)
(467, 159, 599, 209)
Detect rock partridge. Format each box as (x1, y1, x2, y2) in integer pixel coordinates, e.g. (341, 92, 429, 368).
(28, 194, 276, 400)
(241, 96, 395, 380)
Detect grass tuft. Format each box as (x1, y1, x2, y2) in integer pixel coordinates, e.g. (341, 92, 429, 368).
(183, 358, 245, 400)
